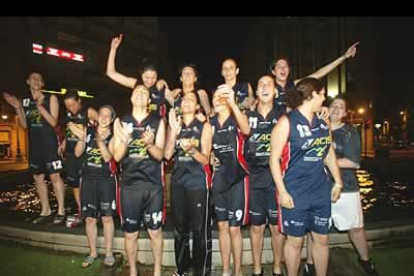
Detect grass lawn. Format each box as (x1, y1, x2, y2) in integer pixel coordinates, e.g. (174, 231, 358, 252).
(0, 241, 102, 276)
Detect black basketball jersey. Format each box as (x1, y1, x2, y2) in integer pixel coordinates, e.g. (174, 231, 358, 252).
(66, 108, 88, 154)
(172, 119, 211, 189)
(245, 105, 286, 170)
(211, 114, 248, 191)
(22, 93, 58, 149)
(233, 82, 249, 110)
(82, 126, 113, 179)
(149, 86, 167, 117)
(120, 113, 163, 188)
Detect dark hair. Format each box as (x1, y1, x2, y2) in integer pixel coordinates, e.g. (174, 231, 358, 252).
(140, 58, 158, 75)
(178, 63, 199, 79)
(64, 88, 80, 101)
(27, 71, 44, 80)
(329, 95, 347, 109)
(269, 57, 292, 73)
(99, 105, 116, 121)
(258, 75, 276, 86)
(222, 58, 238, 68)
(286, 78, 324, 109)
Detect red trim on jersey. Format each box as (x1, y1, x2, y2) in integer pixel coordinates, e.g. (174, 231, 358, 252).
(116, 180, 123, 225)
(281, 142, 291, 177)
(161, 162, 167, 224)
(203, 165, 212, 189)
(160, 104, 167, 118)
(236, 132, 249, 173)
(243, 175, 250, 225)
(54, 125, 65, 146)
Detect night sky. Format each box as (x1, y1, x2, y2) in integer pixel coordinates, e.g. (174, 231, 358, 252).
(158, 16, 259, 90)
(159, 17, 414, 119)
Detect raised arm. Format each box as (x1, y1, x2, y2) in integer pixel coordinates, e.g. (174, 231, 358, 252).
(219, 85, 250, 135)
(197, 89, 212, 115)
(295, 42, 359, 84)
(106, 34, 138, 89)
(3, 92, 26, 128)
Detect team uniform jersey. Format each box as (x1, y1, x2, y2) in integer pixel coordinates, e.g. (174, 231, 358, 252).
(80, 126, 116, 218)
(171, 119, 212, 189)
(245, 106, 286, 189)
(65, 108, 88, 186)
(170, 119, 212, 276)
(274, 79, 295, 107)
(232, 82, 250, 110)
(245, 105, 285, 225)
(22, 94, 62, 175)
(118, 113, 165, 232)
(119, 113, 163, 188)
(149, 86, 167, 118)
(211, 114, 249, 226)
(279, 109, 332, 236)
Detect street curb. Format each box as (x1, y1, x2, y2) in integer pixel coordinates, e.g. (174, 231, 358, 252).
(1, 223, 413, 266)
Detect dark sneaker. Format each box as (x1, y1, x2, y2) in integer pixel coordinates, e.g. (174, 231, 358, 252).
(358, 258, 380, 276)
(303, 263, 315, 276)
(172, 271, 186, 276)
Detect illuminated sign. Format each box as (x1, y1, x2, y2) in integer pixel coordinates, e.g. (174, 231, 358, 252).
(42, 88, 94, 98)
(32, 43, 43, 55)
(32, 43, 84, 62)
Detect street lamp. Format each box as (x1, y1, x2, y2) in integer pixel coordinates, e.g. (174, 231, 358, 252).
(348, 110, 355, 125)
(358, 108, 367, 157)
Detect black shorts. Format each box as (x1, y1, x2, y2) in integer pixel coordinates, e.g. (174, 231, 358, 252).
(120, 184, 165, 233)
(212, 175, 249, 227)
(249, 185, 278, 226)
(30, 141, 62, 175)
(80, 176, 117, 218)
(65, 153, 83, 187)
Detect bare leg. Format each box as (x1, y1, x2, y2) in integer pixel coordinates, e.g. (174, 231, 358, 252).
(269, 224, 285, 274)
(218, 221, 231, 275)
(125, 231, 139, 276)
(85, 217, 98, 257)
(33, 174, 51, 216)
(148, 228, 163, 276)
(101, 216, 115, 257)
(348, 227, 370, 261)
(229, 226, 243, 276)
(49, 173, 65, 215)
(311, 232, 329, 276)
(250, 224, 265, 274)
(284, 235, 304, 276)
